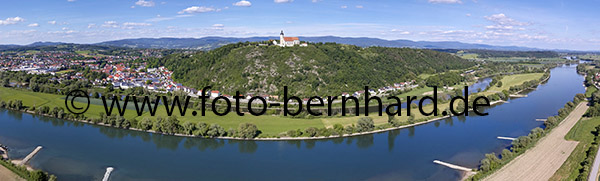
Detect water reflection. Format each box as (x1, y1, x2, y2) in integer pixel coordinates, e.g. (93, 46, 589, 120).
(5, 109, 23, 121)
(229, 140, 258, 153)
(388, 129, 401, 152)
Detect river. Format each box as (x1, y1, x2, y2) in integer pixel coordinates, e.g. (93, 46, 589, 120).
(0, 64, 584, 180)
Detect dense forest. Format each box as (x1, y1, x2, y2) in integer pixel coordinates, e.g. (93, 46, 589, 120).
(142, 42, 476, 96)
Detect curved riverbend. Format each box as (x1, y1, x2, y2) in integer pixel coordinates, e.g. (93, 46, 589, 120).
(0, 65, 584, 180)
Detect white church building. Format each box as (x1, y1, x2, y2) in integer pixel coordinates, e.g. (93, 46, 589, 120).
(273, 30, 307, 47)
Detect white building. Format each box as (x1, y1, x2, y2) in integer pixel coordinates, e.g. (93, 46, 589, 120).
(279, 30, 300, 47)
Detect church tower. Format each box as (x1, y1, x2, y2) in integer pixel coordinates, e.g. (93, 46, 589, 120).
(280, 30, 285, 46)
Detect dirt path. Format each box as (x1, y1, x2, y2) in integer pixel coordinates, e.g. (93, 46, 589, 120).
(0, 165, 25, 181)
(484, 102, 589, 181)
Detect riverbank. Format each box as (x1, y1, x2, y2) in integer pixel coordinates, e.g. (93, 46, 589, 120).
(2, 100, 508, 141)
(483, 102, 589, 181)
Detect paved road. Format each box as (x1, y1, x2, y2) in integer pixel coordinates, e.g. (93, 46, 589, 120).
(589, 141, 600, 181)
(485, 102, 589, 181)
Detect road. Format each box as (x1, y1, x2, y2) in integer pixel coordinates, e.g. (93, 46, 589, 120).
(484, 102, 589, 181)
(589, 143, 600, 181)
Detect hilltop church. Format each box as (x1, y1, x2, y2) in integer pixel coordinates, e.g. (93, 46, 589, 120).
(273, 30, 306, 47)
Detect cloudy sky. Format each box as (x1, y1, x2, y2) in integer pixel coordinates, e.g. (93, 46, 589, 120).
(0, 0, 599, 51)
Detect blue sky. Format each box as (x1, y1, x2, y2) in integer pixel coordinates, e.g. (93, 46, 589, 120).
(0, 0, 598, 50)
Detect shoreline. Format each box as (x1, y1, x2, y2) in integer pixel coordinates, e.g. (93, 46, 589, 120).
(7, 100, 508, 141)
(0, 146, 7, 160)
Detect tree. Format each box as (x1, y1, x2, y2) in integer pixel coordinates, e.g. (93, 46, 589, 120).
(162, 116, 181, 134)
(138, 118, 152, 130)
(500, 149, 513, 160)
(153, 117, 165, 133)
(182, 122, 196, 135)
(195, 122, 209, 136)
(2, 78, 10, 87)
(237, 123, 259, 139)
(206, 124, 226, 137)
(30, 170, 48, 181)
(357, 117, 374, 132)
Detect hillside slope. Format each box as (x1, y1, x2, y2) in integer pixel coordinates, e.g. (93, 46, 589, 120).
(147, 42, 476, 96)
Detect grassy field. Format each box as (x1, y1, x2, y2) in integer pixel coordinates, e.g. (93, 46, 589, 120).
(0, 87, 324, 135)
(586, 86, 598, 97)
(0, 72, 546, 136)
(580, 54, 600, 61)
(480, 73, 544, 96)
(55, 69, 74, 75)
(550, 117, 600, 180)
(458, 53, 478, 59)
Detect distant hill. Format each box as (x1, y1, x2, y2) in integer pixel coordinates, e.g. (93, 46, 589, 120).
(27, 41, 65, 47)
(96, 37, 273, 50)
(143, 42, 476, 96)
(95, 36, 541, 51)
(0, 36, 558, 51)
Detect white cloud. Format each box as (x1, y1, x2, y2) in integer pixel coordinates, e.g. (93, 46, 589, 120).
(67, 0, 76, 2)
(146, 14, 192, 22)
(135, 0, 155, 7)
(274, 0, 293, 3)
(123, 22, 152, 26)
(233, 1, 251, 7)
(428, 0, 462, 4)
(311, 0, 322, 2)
(465, 13, 471, 17)
(87, 23, 96, 28)
(341, 5, 347, 9)
(391, 29, 410, 34)
(484, 13, 530, 26)
(356, 5, 363, 8)
(28, 23, 39, 27)
(212, 24, 224, 30)
(48, 20, 56, 25)
(101, 21, 119, 28)
(178, 6, 217, 14)
(62, 27, 69, 30)
(0, 17, 25, 25)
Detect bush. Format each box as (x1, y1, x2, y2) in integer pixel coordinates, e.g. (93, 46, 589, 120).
(356, 117, 374, 132)
(236, 123, 259, 139)
(333, 124, 344, 134)
(304, 127, 318, 137)
(206, 124, 226, 137)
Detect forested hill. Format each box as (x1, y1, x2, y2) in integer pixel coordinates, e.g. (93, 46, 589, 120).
(145, 42, 475, 96)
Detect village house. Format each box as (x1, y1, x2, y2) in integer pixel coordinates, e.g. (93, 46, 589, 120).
(210, 90, 221, 98)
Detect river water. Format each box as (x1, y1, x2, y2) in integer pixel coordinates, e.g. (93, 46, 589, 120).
(0, 64, 584, 180)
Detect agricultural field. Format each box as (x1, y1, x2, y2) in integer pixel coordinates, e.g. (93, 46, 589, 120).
(480, 73, 544, 96)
